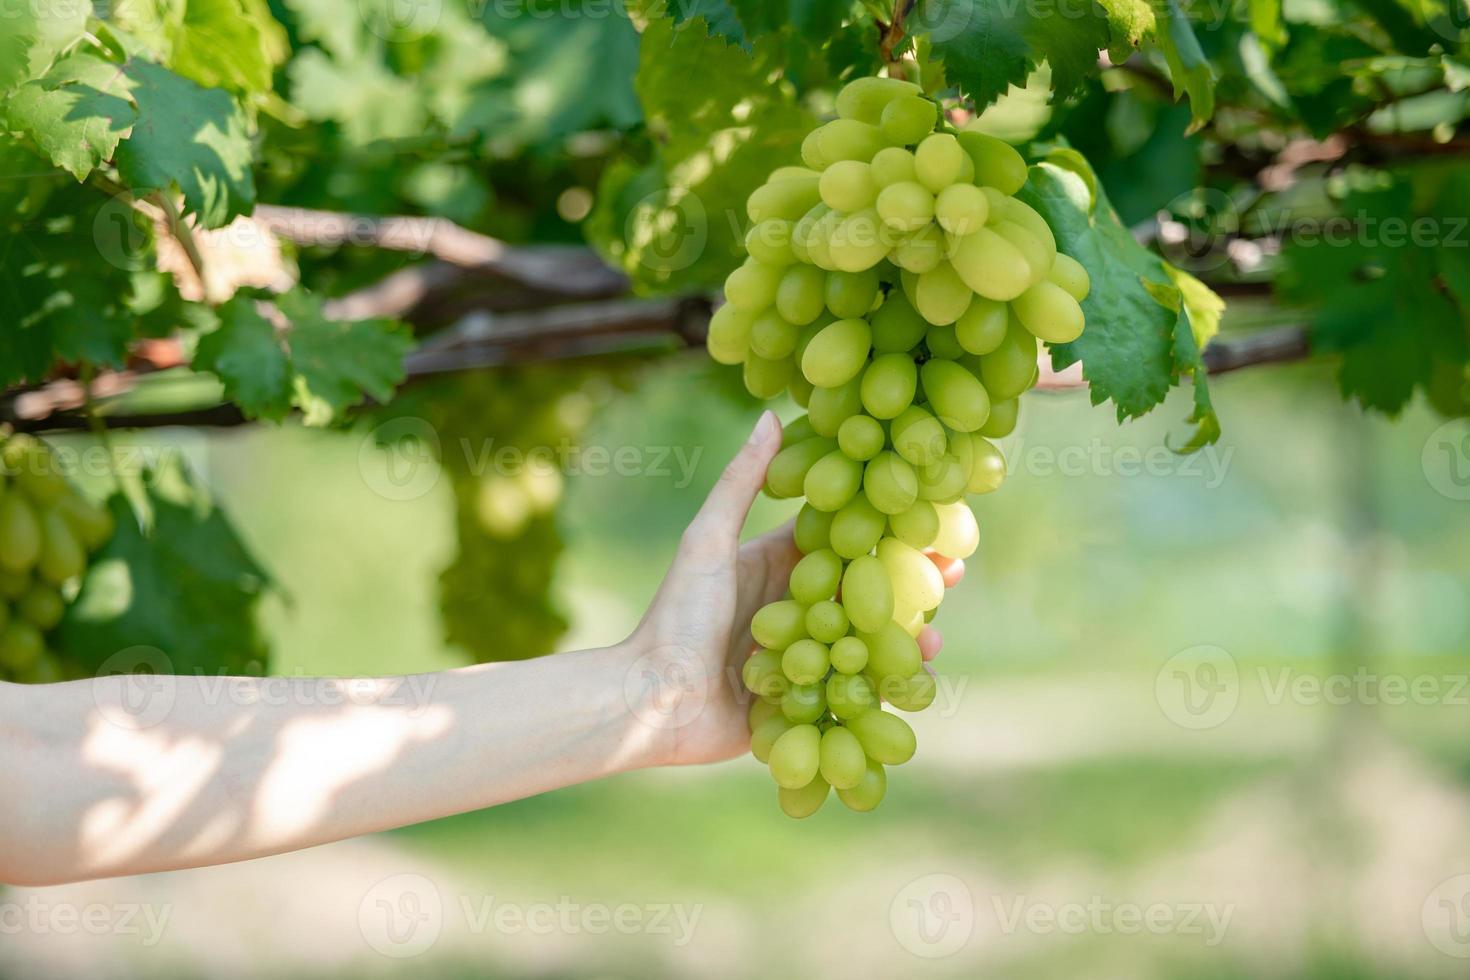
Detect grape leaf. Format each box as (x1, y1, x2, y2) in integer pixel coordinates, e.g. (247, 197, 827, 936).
(60, 463, 272, 676)
(1154, 0, 1216, 133)
(277, 290, 414, 425)
(115, 59, 255, 229)
(913, 0, 1110, 108)
(168, 0, 281, 95)
(194, 297, 293, 421)
(1018, 153, 1221, 443)
(3, 53, 137, 180)
(0, 0, 91, 93)
(729, 0, 848, 44)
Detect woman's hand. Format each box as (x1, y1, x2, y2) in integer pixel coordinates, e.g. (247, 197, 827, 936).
(626, 411, 966, 768)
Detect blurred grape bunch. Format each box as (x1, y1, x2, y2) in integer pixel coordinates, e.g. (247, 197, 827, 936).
(0, 435, 115, 683)
(380, 367, 621, 662)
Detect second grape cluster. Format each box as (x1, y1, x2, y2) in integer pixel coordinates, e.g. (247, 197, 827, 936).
(710, 76, 1090, 817)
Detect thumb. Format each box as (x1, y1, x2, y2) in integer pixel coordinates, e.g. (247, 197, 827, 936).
(686, 410, 782, 549)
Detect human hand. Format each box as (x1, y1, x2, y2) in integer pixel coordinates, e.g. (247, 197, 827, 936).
(626, 411, 966, 768)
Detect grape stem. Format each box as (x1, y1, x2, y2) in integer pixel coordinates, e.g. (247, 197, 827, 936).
(877, 0, 919, 79)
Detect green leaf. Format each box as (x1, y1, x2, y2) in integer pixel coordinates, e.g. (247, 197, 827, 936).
(278, 290, 413, 425)
(730, 0, 848, 44)
(194, 296, 293, 421)
(0, 0, 91, 93)
(60, 463, 272, 676)
(168, 0, 280, 95)
(3, 53, 137, 180)
(114, 59, 255, 229)
(1154, 0, 1216, 133)
(1018, 155, 1220, 442)
(914, 0, 1110, 108)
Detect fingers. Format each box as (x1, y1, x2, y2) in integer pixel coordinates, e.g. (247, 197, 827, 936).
(926, 553, 966, 589)
(918, 625, 942, 662)
(682, 411, 782, 557)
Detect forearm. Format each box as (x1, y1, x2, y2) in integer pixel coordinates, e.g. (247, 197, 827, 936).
(0, 641, 659, 886)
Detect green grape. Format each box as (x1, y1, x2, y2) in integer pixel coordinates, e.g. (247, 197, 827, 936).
(875, 182, 934, 232)
(819, 726, 868, 789)
(778, 775, 831, 818)
(846, 708, 917, 765)
(745, 219, 795, 265)
(819, 160, 878, 213)
(861, 618, 923, 683)
(921, 359, 991, 432)
(770, 165, 820, 182)
(956, 128, 1028, 194)
(804, 209, 843, 271)
(752, 599, 809, 649)
(878, 536, 945, 612)
(925, 323, 964, 360)
(870, 146, 918, 187)
(794, 504, 834, 553)
(879, 95, 938, 145)
(934, 183, 990, 236)
(835, 75, 922, 123)
(782, 638, 831, 685)
(12, 452, 69, 506)
(949, 227, 1031, 301)
(889, 500, 939, 549)
(829, 494, 887, 559)
(37, 510, 83, 585)
(743, 648, 788, 699)
(1012, 280, 1085, 344)
(0, 568, 29, 599)
(801, 319, 871, 388)
(990, 219, 1050, 287)
(913, 133, 964, 192)
(751, 714, 796, 763)
(766, 436, 836, 497)
(824, 268, 880, 318)
(744, 354, 792, 399)
(791, 203, 832, 264)
(805, 450, 864, 512)
(992, 194, 1057, 261)
(781, 683, 828, 724)
(807, 378, 863, 437)
(863, 451, 919, 515)
(837, 414, 886, 461)
(955, 297, 1008, 355)
(932, 500, 980, 559)
(0, 619, 43, 671)
(749, 695, 783, 730)
(746, 175, 821, 223)
(967, 434, 1007, 494)
(913, 262, 973, 326)
(0, 492, 41, 572)
(790, 548, 843, 604)
(828, 209, 892, 272)
(841, 554, 895, 633)
(891, 405, 947, 466)
(749, 310, 799, 360)
(775, 264, 827, 325)
(978, 319, 1039, 401)
(891, 223, 944, 273)
(979, 397, 1019, 437)
(860, 353, 918, 420)
(1048, 252, 1091, 301)
(812, 119, 887, 166)
(884, 671, 938, 712)
(916, 451, 969, 503)
(706, 304, 753, 365)
(18, 652, 65, 685)
(768, 723, 822, 787)
(836, 760, 888, 811)
(782, 414, 817, 448)
(18, 584, 63, 630)
(794, 318, 831, 367)
(725, 258, 785, 312)
(790, 374, 814, 408)
(829, 636, 869, 676)
(805, 599, 850, 644)
(870, 293, 929, 354)
(827, 670, 876, 718)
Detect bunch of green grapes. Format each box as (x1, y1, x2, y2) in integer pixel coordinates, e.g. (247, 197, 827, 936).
(0, 434, 115, 683)
(709, 76, 1089, 817)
